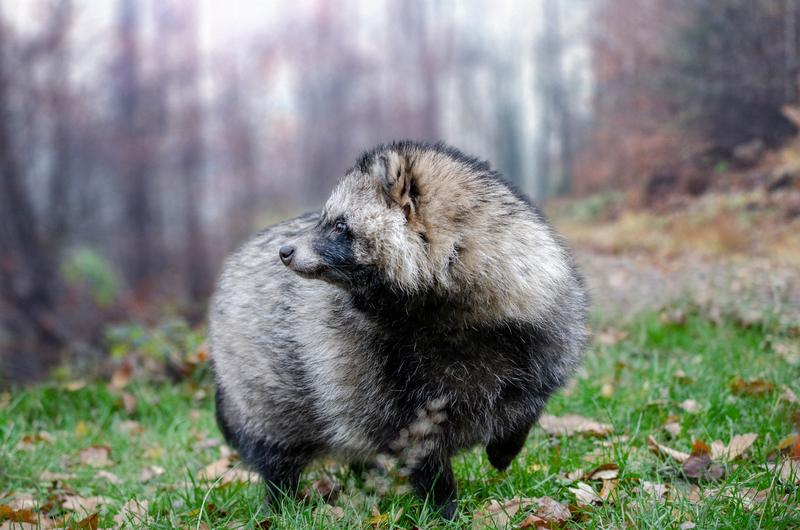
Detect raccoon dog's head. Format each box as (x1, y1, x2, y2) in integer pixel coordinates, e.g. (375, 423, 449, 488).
(279, 141, 573, 317)
(279, 142, 468, 296)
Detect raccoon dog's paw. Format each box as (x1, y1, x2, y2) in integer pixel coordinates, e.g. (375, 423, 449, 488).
(486, 423, 533, 472)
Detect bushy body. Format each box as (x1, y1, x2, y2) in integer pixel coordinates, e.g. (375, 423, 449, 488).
(210, 141, 589, 517)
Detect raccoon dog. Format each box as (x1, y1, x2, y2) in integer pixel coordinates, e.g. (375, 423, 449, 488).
(210, 141, 588, 518)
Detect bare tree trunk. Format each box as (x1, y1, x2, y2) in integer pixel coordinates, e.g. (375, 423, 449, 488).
(0, 19, 67, 348)
(47, 0, 74, 246)
(114, 0, 156, 297)
(174, 0, 210, 304)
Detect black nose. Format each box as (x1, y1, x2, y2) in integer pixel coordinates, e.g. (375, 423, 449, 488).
(279, 245, 295, 265)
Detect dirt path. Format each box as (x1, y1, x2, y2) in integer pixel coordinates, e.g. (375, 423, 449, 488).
(575, 249, 800, 327)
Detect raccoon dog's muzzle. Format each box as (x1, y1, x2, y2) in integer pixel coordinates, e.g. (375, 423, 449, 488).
(279, 231, 325, 279)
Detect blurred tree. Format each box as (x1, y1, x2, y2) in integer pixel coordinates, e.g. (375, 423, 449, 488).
(666, 0, 800, 150)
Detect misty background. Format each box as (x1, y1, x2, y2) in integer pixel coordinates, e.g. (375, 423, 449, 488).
(2, 0, 799, 381)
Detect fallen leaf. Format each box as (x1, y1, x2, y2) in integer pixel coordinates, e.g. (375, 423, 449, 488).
(568, 482, 602, 507)
(64, 380, 87, 391)
(539, 414, 612, 437)
(766, 460, 800, 484)
(313, 504, 344, 521)
(222, 469, 260, 484)
(647, 436, 690, 463)
(472, 497, 538, 528)
(679, 522, 696, 530)
(198, 457, 231, 481)
(138, 465, 165, 482)
(673, 369, 695, 385)
(0, 505, 37, 524)
(74, 421, 89, 439)
(560, 469, 584, 484)
(691, 439, 711, 456)
(40, 471, 76, 482)
(664, 421, 682, 437)
(596, 328, 627, 346)
(96, 470, 121, 484)
(722, 433, 758, 461)
(303, 477, 341, 502)
(193, 438, 222, 450)
(641, 481, 669, 499)
(679, 399, 700, 413)
(710, 440, 726, 460)
(117, 420, 143, 436)
(76, 513, 98, 530)
(6, 493, 36, 511)
(730, 377, 774, 396)
(61, 495, 111, 513)
(534, 496, 571, 525)
(110, 360, 133, 390)
(599, 479, 619, 503)
(113, 499, 148, 527)
(120, 392, 137, 414)
(683, 453, 724, 481)
(79, 446, 112, 468)
(780, 386, 799, 404)
(585, 463, 619, 481)
(367, 506, 388, 527)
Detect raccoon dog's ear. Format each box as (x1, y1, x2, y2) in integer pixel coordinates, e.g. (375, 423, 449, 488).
(375, 153, 418, 221)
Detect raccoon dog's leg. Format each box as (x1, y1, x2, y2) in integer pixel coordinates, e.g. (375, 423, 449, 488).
(409, 453, 458, 520)
(486, 421, 533, 472)
(214, 386, 312, 506)
(237, 435, 315, 507)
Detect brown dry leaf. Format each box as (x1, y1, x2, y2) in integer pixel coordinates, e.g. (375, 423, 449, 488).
(710, 440, 726, 460)
(61, 495, 111, 513)
(314, 504, 345, 521)
(0, 392, 11, 410)
(646, 436, 690, 463)
(683, 453, 724, 481)
(79, 446, 112, 468)
(641, 481, 669, 499)
(585, 463, 619, 481)
(0, 504, 37, 524)
(110, 360, 133, 390)
(730, 377, 774, 396)
(40, 471, 77, 482)
(64, 380, 87, 391)
(766, 460, 800, 484)
(534, 496, 571, 525)
(222, 469, 260, 484)
(74, 421, 89, 439)
(568, 482, 602, 507)
(138, 465, 165, 482)
(560, 468, 584, 484)
(197, 456, 231, 481)
(679, 522, 696, 530)
(6, 493, 36, 511)
(539, 414, 612, 437)
(679, 399, 700, 414)
(76, 513, 99, 530)
(780, 386, 799, 404)
(722, 433, 758, 461)
(366, 506, 389, 528)
(96, 470, 121, 485)
(600, 383, 615, 398)
(117, 420, 144, 436)
(664, 421, 682, 437)
(599, 479, 619, 503)
(596, 328, 628, 346)
(673, 369, 695, 385)
(113, 499, 149, 527)
(472, 497, 538, 529)
(120, 392, 137, 414)
(303, 476, 341, 503)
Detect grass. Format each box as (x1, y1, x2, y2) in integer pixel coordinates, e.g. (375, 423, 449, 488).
(1, 312, 799, 529)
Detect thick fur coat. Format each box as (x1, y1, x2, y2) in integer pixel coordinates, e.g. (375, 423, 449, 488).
(210, 141, 589, 518)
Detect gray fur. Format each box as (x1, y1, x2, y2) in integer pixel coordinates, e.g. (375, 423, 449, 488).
(210, 141, 589, 517)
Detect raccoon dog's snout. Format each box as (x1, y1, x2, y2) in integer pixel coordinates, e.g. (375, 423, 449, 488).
(278, 245, 295, 265)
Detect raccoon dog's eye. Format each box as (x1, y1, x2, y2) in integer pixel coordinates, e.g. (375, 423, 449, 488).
(333, 221, 347, 234)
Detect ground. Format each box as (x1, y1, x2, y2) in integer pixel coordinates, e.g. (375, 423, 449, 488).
(2, 197, 800, 529)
